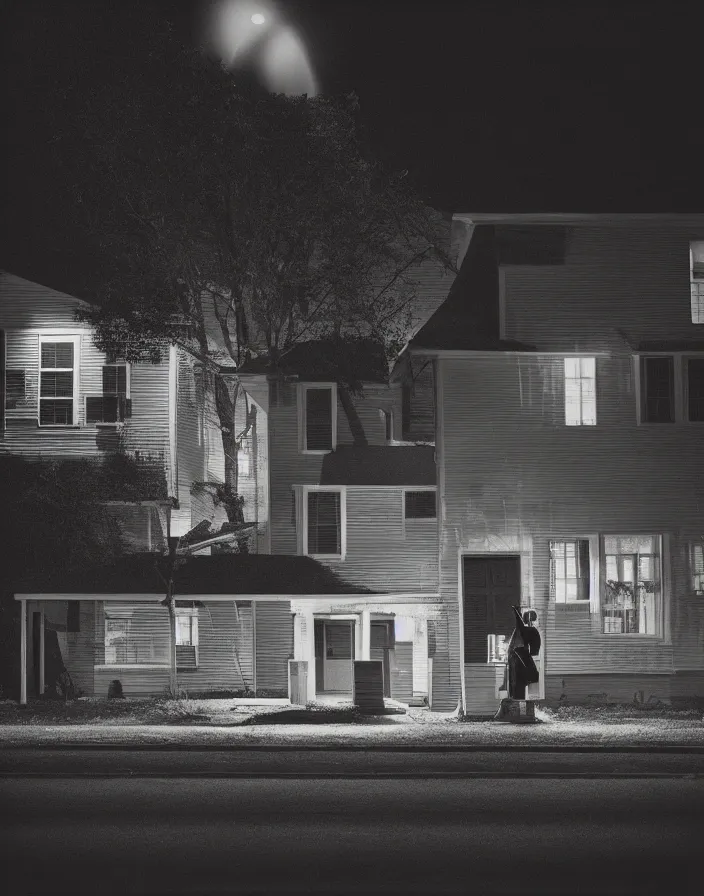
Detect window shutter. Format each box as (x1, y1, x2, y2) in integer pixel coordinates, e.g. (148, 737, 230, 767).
(0, 331, 4, 429)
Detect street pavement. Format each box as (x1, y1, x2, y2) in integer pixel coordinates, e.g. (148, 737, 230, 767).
(1, 774, 702, 894)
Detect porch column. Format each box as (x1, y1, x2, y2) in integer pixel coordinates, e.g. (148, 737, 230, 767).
(19, 599, 27, 705)
(293, 613, 304, 661)
(39, 608, 45, 696)
(360, 609, 371, 661)
(303, 610, 316, 703)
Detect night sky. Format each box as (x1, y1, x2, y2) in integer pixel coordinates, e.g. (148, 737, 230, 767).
(4, 0, 704, 215)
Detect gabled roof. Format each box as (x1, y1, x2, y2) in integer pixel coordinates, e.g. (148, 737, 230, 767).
(319, 445, 436, 487)
(409, 225, 536, 353)
(14, 553, 375, 596)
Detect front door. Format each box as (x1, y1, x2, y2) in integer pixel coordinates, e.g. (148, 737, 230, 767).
(315, 620, 354, 695)
(463, 556, 521, 663)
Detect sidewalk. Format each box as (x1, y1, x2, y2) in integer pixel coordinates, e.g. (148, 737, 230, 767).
(2, 713, 704, 751)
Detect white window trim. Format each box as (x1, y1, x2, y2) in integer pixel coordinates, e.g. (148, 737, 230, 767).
(297, 382, 337, 454)
(549, 535, 600, 609)
(635, 352, 704, 424)
(563, 357, 597, 426)
(37, 334, 81, 427)
(301, 485, 346, 560)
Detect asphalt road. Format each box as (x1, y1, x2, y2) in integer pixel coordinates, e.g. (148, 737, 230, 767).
(1, 766, 702, 895)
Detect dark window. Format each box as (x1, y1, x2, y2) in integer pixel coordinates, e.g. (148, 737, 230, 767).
(41, 342, 74, 368)
(67, 601, 80, 633)
(86, 395, 122, 424)
(642, 356, 674, 422)
(307, 491, 341, 555)
(687, 358, 704, 422)
(405, 490, 437, 519)
(103, 364, 127, 396)
(305, 387, 333, 450)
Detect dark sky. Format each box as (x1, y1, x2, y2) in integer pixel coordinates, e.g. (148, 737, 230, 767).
(5, 0, 703, 214)
(274, 0, 704, 212)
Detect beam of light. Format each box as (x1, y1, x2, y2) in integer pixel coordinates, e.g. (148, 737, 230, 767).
(204, 0, 318, 96)
(260, 26, 318, 97)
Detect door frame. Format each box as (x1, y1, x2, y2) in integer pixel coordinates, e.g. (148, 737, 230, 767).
(458, 551, 523, 715)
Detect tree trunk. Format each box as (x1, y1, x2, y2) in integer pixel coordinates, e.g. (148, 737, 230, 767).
(167, 590, 177, 698)
(215, 375, 238, 492)
(338, 386, 368, 446)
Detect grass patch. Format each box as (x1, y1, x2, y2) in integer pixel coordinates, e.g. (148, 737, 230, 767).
(540, 703, 703, 723)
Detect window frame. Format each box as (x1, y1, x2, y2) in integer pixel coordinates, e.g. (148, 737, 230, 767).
(636, 352, 704, 424)
(85, 361, 131, 426)
(688, 542, 704, 595)
(175, 609, 199, 668)
(549, 537, 594, 604)
(599, 534, 664, 636)
(301, 485, 346, 560)
(563, 356, 597, 426)
(297, 382, 337, 454)
(38, 334, 81, 427)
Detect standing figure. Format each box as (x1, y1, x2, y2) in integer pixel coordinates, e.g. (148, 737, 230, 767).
(503, 606, 541, 700)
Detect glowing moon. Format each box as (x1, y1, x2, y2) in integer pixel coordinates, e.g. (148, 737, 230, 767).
(251, 13, 265, 25)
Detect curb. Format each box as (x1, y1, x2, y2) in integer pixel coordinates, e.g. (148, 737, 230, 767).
(1, 771, 702, 779)
(2, 743, 704, 754)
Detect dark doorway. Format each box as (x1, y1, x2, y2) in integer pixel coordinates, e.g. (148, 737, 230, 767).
(463, 556, 521, 663)
(370, 620, 394, 697)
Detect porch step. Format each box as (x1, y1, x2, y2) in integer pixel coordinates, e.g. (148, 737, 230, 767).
(407, 696, 428, 708)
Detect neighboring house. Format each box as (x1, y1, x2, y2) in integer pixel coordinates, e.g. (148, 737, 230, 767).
(403, 213, 704, 711)
(7, 224, 458, 704)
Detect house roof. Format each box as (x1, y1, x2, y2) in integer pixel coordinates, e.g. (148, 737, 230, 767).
(319, 445, 436, 487)
(238, 338, 389, 386)
(409, 225, 537, 353)
(638, 340, 704, 353)
(14, 554, 375, 596)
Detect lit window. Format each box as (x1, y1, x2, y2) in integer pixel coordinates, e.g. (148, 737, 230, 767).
(404, 490, 437, 520)
(39, 336, 79, 425)
(550, 540, 590, 602)
(306, 489, 344, 557)
(601, 535, 661, 635)
(175, 612, 199, 668)
(104, 611, 170, 664)
(564, 358, 596, 425)
(690, 241, 704, 324)
(299, 384, 336, 452)
(689, 543, 704, 594)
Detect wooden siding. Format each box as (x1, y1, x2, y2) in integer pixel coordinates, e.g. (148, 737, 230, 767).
(504, 225, 704, 351)
(436, 343, 704, 707)
(88, 600, 255, 697)
(1, 274, 172, 483)
(255, 601, 294, 692)
(268, 382, 438, 595)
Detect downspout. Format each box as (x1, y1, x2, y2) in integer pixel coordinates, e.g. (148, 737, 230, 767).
(20, 598, 27, 705)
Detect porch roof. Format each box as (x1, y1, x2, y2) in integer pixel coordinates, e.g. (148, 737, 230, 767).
(319, 445, 436, 486)
(13, 554, 377, 597)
